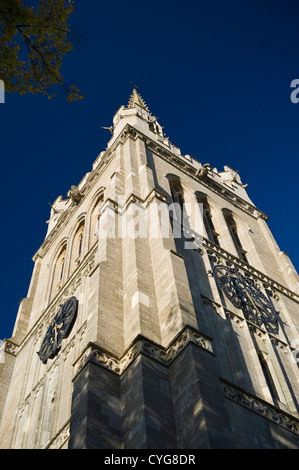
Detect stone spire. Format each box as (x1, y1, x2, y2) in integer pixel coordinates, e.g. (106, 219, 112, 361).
(127, 86, 150, 112)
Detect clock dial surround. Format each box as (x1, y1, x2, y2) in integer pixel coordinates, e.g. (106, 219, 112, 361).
(38, 296, 78, 363)
(212, 265, 277, 325)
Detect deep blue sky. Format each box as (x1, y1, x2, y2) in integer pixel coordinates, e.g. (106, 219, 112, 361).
(0, 0, 298, 340)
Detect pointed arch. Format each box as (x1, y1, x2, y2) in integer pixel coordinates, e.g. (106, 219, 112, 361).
(69, 217, 86, 274)
(49, 240, 68, 301)
(258, 351, 280, 406)
(195, 191, 219, 246)
(166, 174, 185, 223)
(222, 209, 248, 262)
(88, 188, 105, 249)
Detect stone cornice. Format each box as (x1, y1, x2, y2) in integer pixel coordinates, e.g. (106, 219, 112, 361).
(72, 325, 299, 438)
(220, 378, 299, 436)
(73, 326, 214, 379)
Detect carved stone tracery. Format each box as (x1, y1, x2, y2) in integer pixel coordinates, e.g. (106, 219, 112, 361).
(47, 421, 70, 449)
(74, 327, 213, 378)
(221, 379, 299, 436)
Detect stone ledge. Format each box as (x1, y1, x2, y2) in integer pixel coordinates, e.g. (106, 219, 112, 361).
(44, 420, 70, 449)
(220, 378, 299, 436)
(73, 326, 214, 379)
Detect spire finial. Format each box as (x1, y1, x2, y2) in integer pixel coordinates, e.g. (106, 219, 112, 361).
(130, 81, 139, 90)
(127, 84, 150, 112)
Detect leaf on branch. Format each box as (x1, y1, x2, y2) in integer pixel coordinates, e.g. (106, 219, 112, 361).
(0, 0, 83, 102)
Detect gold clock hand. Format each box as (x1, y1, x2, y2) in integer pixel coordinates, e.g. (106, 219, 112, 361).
(53, 322, 64, 348)
(53, 323, 58, 348)
(241, 288, 266, 317)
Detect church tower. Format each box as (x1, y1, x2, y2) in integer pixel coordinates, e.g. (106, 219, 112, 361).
(0, 88, 299, 449)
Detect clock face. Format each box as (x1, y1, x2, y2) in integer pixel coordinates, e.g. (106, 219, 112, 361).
(212, 265, 277, 324)
(38, 297, 78, 363)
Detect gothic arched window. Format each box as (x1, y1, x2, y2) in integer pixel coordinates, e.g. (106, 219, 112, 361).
(258, 352, 280, 407)
(50, 244, 67, 299)
(70, 223, 85, 273)
(170, 180, 184, 211)
(89, 193, 104, 248)
(196, 194, 219, 246)
(168, 176, 185, 225)
(59, 255, 65, 281)
(78, 231, 83, 257)
(224, 212, 248, 263)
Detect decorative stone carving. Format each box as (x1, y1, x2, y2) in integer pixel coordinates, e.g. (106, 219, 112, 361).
(201, 295, 222, 316)
(195, 163, 210, 180)
(68, 185, 83, 204)
(225, 309, 246, 328)
(221, 379, 299, 436)
(74, 327, 213, 378)
(270, 336, 289, 354)
(248, 322, 267, 341)
(48, 421, 70, 449)
(2, 340, 18, 356)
